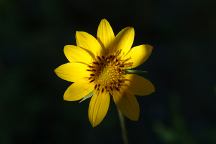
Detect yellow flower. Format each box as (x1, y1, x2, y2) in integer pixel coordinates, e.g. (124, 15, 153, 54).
(55, 19, 155, 127)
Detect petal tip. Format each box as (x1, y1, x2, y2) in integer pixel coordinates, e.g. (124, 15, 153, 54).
(126, 27, 135, 32)
(89, 115, 101, 127)
(127, 110, 139, 121)
(54, 66, 64, 79)
(63, 90, 72, 101)
(145, 82, 156, 95)
(101, 18, 109, 23)
(54, 67, 59, 75)
(75, 31, 81, 36)
(75, 31, 84, 37)
(151, 84, 156, 93)
(146, 44, 153, 51)
(63, 45, 72, 57)
(133, 109, 140, 121)
(133, 115, 139, 121)
(63, 95, 70, 101)
(90, 121, 99, 128)
(148, 81, 156, 94)
(130, 27, 135, 35)
(75, 31, 79, 35)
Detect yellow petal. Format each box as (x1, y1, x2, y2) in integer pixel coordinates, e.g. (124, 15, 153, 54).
(112, 27, 134, 56)
(64, 81, 94, 101)
(97, 19, 115, 49)
(64, 45, 93, 64)
(113, 90, 139, 121)
(54, 63, 90, 82)
(125, 74, 155, 96)
(124, 44, 153, 68)
(88, 91, 110, 127)
(76, 31, 103, 57)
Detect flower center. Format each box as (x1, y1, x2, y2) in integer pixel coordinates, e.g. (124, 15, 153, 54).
(87, 54, 132, 93)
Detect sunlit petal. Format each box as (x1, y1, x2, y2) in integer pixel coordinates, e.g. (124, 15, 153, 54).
(76, 31, 103, 57)
(112, 27, 134, 56)
(64, 45, 93, 64)
(113, 90, 139, 121)
(88, 91, 110, 127)
(54, 63, 90, 82)
(97, 19, 115, 49)
(124, 44, 153, 68)
(125, 74, 155, 96)
(64, 81, 94, 101)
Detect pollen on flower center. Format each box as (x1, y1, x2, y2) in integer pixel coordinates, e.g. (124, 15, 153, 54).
(87, 54, 132, 93)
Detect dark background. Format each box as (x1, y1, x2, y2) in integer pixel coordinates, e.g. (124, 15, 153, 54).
(0, 0, 216, 144)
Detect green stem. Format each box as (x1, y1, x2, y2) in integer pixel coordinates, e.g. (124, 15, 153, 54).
(118, 109, 129, 144)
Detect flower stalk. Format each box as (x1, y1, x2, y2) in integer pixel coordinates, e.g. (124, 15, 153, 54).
(118, 109, 129, 144)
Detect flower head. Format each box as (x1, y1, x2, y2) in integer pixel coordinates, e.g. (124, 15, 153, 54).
(55, 19, 155, 127)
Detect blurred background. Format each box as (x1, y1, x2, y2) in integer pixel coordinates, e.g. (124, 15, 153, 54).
(0, 0, 216, 143)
